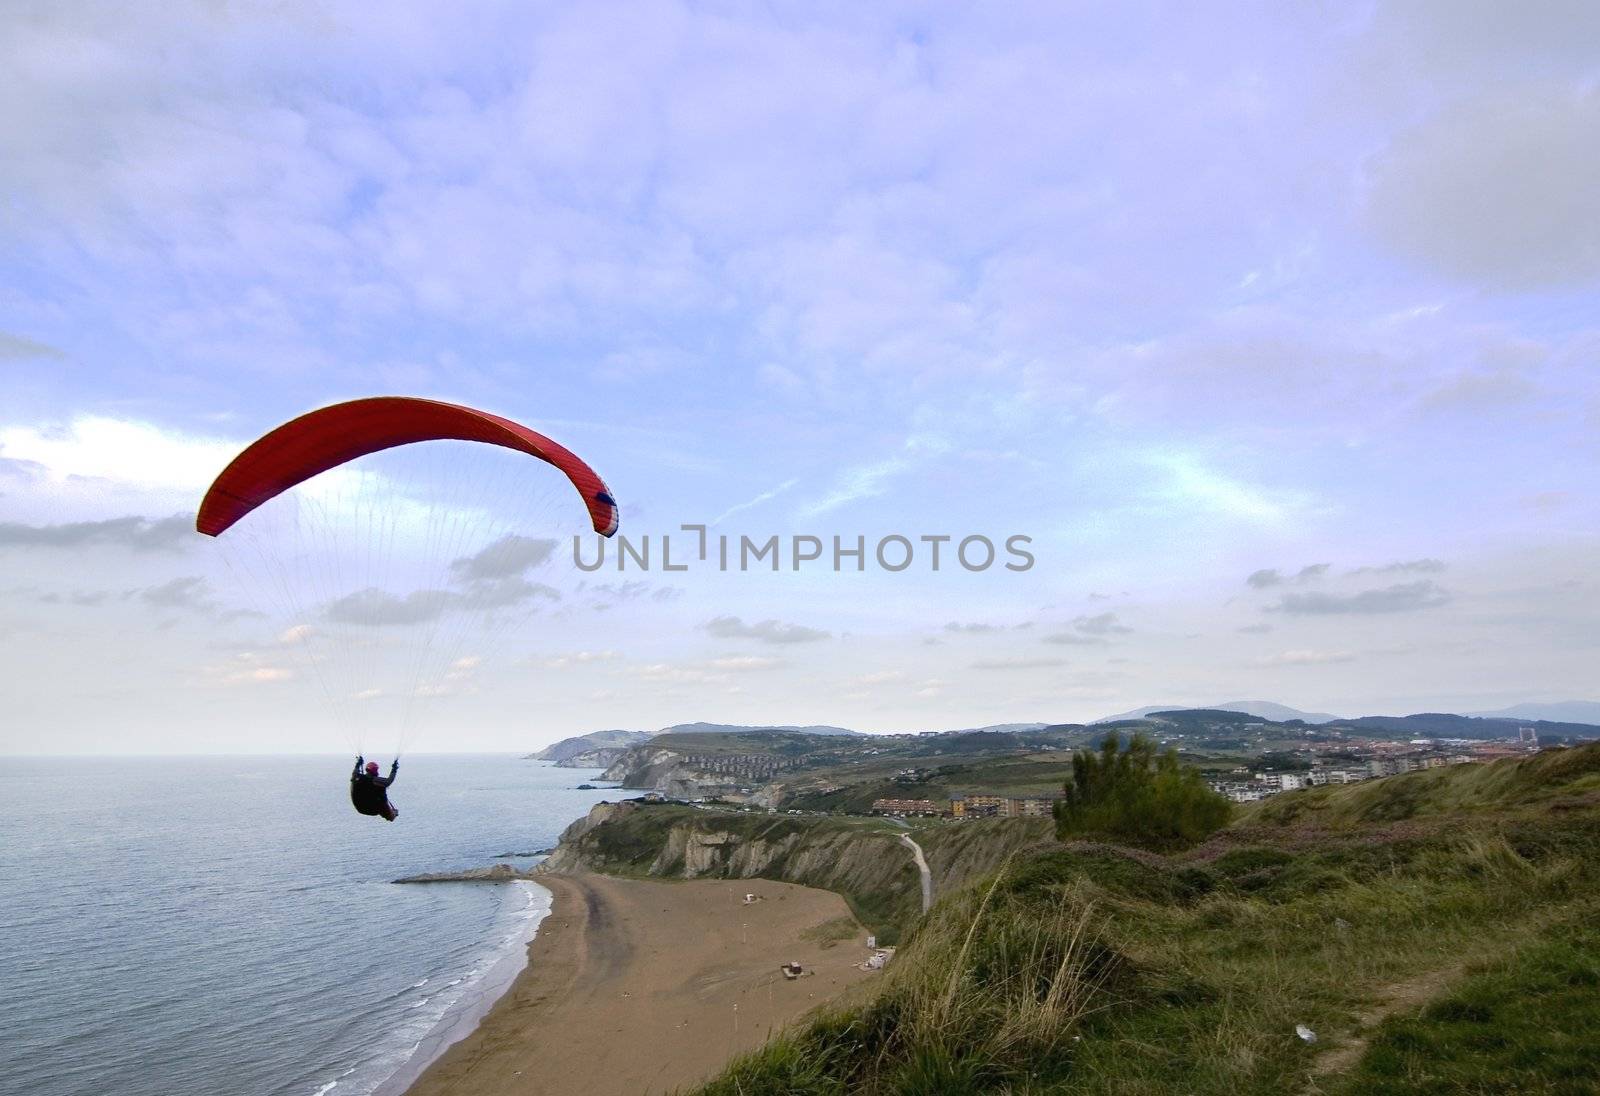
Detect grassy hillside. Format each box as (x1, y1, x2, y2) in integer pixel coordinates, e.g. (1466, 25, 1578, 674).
(783, 753, 1083, 813)
(691, 743, 1600, 1095)
(1241, 742, 1600, 828)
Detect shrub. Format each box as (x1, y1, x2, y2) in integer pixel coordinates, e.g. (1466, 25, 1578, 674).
(1054, 733, 1232, 850)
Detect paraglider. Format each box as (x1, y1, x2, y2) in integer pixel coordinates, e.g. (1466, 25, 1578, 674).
(196, 396, 619, 539)
(350, 756, 400, 821)
(196, 396, 620, 819)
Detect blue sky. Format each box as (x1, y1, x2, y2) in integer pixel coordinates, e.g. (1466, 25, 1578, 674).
(2, 1, 1598, 753)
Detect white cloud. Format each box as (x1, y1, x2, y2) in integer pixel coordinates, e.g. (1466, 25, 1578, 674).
(970, 657, 1068, 671)
(1257, 649, 1357, 666)
(711, 478, 801, 526)
(207, 650, 295, 687)
(450, 535, 557, 579)
(852, 670, 905, 685)
(1147, 452, 1312, 527)
(707, 656, 784, 672)
(0, 416, 239, 493)
(798, 434, 950, 518)
(1247, 564, 1331, 589)
(1073, 612, 1131, 636)
(277, 624, 315, 645)
(703, 615, 830, 644)
(1274, 581, 1452, 615)
(0, 514, 190, 552)
(325, 587, 453, 626)
(542, 650, 621, 669)
(234, 666, 293, 684)
(138, 575, 217, 613)
(633, 662, 719, 685)
(799, 453, 913, 519)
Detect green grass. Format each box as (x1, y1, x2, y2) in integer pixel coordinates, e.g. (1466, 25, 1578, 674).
(686, 744, 1600, 1095)
(1052, 826, 1594, 1094)
(800, 915, 861, 949)
(1242, 744, 1600, 828)
(1330, 920, 1600, 1095)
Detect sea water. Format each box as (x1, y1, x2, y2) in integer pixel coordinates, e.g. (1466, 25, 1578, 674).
(0, 755, 618, 1096)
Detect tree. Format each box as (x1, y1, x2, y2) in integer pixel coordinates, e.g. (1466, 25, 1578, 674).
(1054, 732, 1232, 849)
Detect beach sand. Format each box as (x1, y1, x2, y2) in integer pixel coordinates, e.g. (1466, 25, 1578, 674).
(402, 873, 876, 1096)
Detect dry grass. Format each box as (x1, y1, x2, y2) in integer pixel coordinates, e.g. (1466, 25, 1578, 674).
(697, 859, 1123, 1095)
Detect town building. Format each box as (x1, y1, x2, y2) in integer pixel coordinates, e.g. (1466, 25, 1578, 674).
(870, 798, 942, 816)
(949, 794, 1060, 819)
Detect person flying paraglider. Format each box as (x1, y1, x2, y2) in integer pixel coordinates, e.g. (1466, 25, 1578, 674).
(196, 397, 620, 819)
(350, 756, 399, 822)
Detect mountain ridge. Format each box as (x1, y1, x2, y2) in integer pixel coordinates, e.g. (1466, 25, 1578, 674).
(1095, 700, 1343, 724)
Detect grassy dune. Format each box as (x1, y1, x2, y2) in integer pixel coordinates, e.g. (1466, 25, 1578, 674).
(690, 743, 1600, 1094)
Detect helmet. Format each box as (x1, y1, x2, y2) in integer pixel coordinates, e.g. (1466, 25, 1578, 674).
(365, 761, 380, 775)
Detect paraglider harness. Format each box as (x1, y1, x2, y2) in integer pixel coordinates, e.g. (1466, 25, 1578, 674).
(351, 756, 399, 821)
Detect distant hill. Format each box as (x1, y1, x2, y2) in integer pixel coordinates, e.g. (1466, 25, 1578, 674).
(931, 722, 1050, 735)
(1098, 700, 1600, 730)
(529, 729, 657, 764)
(1340, 713, 1600, 741)
(535, 722, 866, 764)
(1147, 708, 1276, 724)
(1210, 699, 1342, 723)
(1466, 701, 1600, 726)
(1095, 700, 1341, 724)
(656, 721, 865, 737)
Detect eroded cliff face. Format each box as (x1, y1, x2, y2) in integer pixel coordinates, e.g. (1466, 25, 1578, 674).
(539, 801, 629, 872)
(644, 821, 895, 885)
(601, 747, 687, 789)
(598, 747, 778, 802)
(538, 801, 1059, 943)
(537, 801, 923, 937)
(551, 746, 637, 769)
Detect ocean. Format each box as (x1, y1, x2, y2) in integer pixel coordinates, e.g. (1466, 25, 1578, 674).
(0, 755, 618, 1096)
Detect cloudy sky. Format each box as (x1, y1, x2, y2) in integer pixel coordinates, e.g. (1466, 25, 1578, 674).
(3, 1, 1598, 754)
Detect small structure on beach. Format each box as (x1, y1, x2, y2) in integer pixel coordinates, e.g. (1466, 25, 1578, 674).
(860, 947, 895, 972)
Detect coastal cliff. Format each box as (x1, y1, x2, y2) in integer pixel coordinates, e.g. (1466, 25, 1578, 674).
(541, 801, 922, 937)
(528, 729, 656, 767)
(598, 747, 788, 805)
(538, 801, 1057, 941)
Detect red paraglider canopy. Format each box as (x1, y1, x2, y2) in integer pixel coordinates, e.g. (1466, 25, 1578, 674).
(196, 397, 620, 538)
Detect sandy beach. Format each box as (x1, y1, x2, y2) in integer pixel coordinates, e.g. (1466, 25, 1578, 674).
(401, 873, 876, 1096)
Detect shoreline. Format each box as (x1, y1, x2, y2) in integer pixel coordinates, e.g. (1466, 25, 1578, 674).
(397, 872, 877, 1096)
(369, 880, 552, 1096)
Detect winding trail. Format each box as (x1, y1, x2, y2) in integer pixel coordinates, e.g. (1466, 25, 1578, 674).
(1303, 959, 1471, 1091)
(898, 832, 934, 912)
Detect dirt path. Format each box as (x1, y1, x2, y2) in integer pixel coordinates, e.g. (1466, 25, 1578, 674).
(1305, 960, 1472, 1088)
(898, 832, 933, 913)
(402, 873, 874, 1096)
